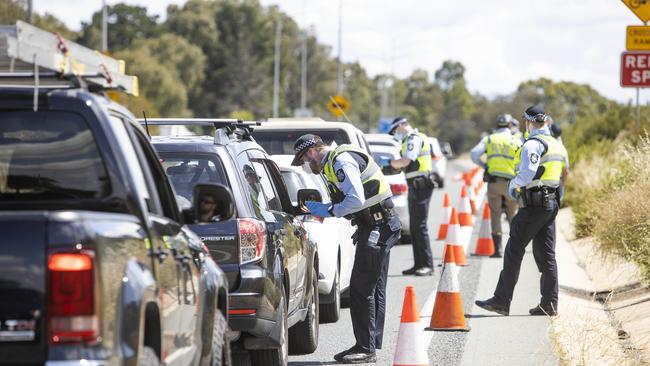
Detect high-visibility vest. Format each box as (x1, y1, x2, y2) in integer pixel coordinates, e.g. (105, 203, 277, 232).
(514, 134, 568, 189)
(485, 130, 522, 179)
(322, 145, 392, 211)
(400, 131, 433, 179)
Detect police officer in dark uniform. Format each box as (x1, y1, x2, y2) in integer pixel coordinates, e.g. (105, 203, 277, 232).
(475, 106, 568, 316)
(381, 117, 435, 276)
(291, 134, 401, 364)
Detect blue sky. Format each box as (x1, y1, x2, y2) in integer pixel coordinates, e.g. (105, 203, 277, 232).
(34, 0, 646, 104)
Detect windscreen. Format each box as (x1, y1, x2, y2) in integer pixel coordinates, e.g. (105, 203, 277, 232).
(253, 129, 351, 155)
(0, 111, 110, 201)
(158, 153, 227, 208)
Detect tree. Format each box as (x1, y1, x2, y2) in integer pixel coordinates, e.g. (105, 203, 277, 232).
(0, 0, 26, 24)
(434, 60, 466, 91)
(78, 3, 160, 51)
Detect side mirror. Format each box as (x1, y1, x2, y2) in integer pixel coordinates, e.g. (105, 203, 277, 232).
(192, 183, 235, 223)
(296, 188, 322, 215)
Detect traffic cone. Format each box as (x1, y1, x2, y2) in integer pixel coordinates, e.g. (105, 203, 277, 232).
(467, 183, 478, 215)
(436, 192, 452, 240)
(444, 208, 468, 266)
(426, 243, 470, 332)
(458, 185, 474, 227)
(392, 286, 430, 366)
(473, 203, 495, 256)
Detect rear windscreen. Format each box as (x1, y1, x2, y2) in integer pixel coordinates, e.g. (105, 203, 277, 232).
(158, 153, 227, 208)
(0, 111, 110, 201)
(252, 129, 351, 155)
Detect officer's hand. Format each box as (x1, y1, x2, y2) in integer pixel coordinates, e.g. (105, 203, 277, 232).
(508, 186, 518, 200)
(378, 156, 391, 167)
(305, 201, 332, 217)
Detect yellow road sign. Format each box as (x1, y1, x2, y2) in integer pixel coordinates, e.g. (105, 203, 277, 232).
(627, 26, 650, 49)
(622, 0, 650, 23)
(326, 95, 350, 117)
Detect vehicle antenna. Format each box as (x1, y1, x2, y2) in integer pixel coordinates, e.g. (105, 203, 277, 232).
(142, 111, 151, 138)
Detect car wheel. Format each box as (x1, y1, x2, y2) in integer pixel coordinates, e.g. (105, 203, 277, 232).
(139, 346, 160, 366)
(250, 282, 288, 366)
(211, 311, 232, 366)
(319, 265, 340, 323)
(289, 265, 319, 354)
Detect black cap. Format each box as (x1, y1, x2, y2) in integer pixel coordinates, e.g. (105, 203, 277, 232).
(550, 123, 562, 138)
(496, 114, 512, 127)
(388, 116, 408, 135)
(291, 134, 323, 166)
(523, 105, 547, 122)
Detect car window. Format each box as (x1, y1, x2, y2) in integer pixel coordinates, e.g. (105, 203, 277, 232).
(357, 133, 372, 154)
(0, 110, 110, 202)
(280, 171, 304, 205)
(158, 153, 227, 205)
(252, 129, 350, 155)
(250, 159, 283, 212)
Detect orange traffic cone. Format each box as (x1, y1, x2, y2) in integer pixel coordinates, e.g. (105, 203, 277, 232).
(436, 193, 452, 240)
(392, 286, 430, 366)
(458, 185, 474, 227)
(467, 183, 478, 215)
(473, 203, 495, 256)
(426, 243, 470, 332)
(444, 208, 468, 266)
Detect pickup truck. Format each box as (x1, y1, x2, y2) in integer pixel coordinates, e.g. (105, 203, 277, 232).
(0, 87, 231, 366)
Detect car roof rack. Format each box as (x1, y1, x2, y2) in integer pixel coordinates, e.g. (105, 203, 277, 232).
(137, 118, 262, 145)
(0, 20, 139, 109)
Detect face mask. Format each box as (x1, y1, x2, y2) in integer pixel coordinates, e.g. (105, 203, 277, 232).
(393, 131, 405, 142)
(301, 161, 313, 175)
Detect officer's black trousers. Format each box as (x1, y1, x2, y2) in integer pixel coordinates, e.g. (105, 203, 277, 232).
(349, 215, 401, 353)
(407, 185, 434, 268)
(493, 199, 559, 308)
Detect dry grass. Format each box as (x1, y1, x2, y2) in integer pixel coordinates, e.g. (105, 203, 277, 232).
(549, 296, 635, 366)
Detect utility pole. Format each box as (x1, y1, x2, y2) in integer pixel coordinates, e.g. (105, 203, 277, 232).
(272, 19, 282, 118)
(300, 30, 307, 110)
(636, 88, 641, 132)
(27, 0, 33, 23)
(101, 0, 108, 52)
(336, 0, 343, 94)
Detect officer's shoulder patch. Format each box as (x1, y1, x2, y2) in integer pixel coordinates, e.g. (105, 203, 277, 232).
(407, 143, 414, 151)
(529, 152, 540, 164)
(336, 168, 346, 182)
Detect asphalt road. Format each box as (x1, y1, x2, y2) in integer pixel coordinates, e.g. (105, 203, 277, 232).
(289, 159, 482, 365)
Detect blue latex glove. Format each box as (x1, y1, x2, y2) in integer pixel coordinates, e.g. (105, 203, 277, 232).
(378, 156, 391, 167)
(305, 201, 332, 217)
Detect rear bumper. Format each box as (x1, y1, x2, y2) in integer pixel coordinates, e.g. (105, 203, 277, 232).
(227, 264, 283, 349)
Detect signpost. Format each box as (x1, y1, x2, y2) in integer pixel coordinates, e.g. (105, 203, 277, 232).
(621, 0, 650, 131)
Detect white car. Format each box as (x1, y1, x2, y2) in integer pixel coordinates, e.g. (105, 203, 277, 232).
(368, 144, 411, 242)
(365, 133, 401, 150)
(270, 155, 356, 323)
(252, 118, 373, 156)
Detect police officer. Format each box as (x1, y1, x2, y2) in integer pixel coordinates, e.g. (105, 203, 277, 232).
(511, 118, 525, 143)
(475, 105, 568, 317)
(382, 117, 435, 276)
(470, 114, 522, 257)
(291, 134, 401, 364)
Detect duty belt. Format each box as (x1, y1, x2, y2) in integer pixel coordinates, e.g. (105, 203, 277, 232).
(349, 198, 395, 227)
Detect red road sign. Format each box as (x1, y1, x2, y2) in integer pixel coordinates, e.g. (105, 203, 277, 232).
(621, 51, 650, 87)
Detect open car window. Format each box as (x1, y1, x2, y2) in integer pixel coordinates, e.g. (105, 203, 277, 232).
(158, 153, 227, 208)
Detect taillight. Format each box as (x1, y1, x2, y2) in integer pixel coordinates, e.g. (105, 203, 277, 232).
(390, 183, 408, 195)
(238, 219, 267, 264)
(302, 215, 324, 224)
(48, 251, 99, 344)
(431, 154, 441, 161)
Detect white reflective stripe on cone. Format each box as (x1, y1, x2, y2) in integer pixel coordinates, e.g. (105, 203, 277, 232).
(446, 222, 460, 245)
(392, 323, 430, 366)
(479, 218, 491, 237)
(459, 226, 473, 252)
(437, 262, 460, 293)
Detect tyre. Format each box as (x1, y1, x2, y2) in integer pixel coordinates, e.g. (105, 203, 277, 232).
(211, 310, 232, 366)
(250, 282, 288, 366)
(289, 265, 319, 354)
(139, 346, 159, 366)
(319, 265, 340, 323)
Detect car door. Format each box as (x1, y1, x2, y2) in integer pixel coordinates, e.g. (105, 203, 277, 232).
(123, 117, 200, 365)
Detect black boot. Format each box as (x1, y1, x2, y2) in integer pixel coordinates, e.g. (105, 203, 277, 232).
(490, 233, 502, 258)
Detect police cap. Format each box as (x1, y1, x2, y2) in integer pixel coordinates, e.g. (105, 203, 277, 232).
(388, 116, 408, 135)
(291, 134, 323, 166)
